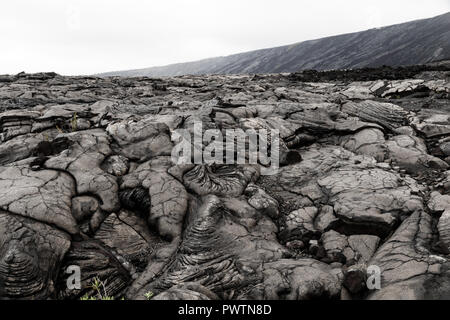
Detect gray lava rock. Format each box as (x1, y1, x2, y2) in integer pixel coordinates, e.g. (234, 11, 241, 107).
(0, 66, 448, 300)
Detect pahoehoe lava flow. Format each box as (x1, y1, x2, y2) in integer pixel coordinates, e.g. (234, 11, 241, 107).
(0, 62, 449, 300)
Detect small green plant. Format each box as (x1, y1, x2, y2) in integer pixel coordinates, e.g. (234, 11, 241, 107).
(144, 291, 154, 300)
(55, 125, 64, 134)
(54, 112, 78, 134)
(80, 277, 115, 300)
(71, 112, 78, 132)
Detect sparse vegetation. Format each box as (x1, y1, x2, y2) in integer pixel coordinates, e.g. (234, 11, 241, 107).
(144, 291, 154, 300)
(80, 277, 115, 301)
(71, 112, 78, 132)
(54, 112, 78, 134)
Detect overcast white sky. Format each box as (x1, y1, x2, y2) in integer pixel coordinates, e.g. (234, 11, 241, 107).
(1, 0, 449, 75)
